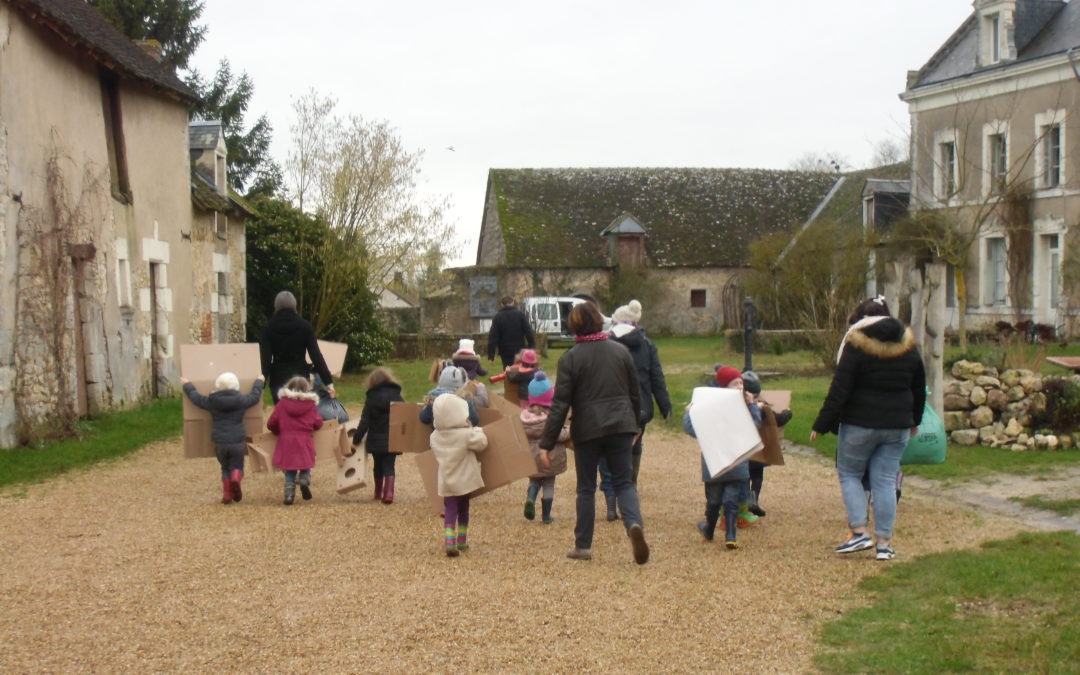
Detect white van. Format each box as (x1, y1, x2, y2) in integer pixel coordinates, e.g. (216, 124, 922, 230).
(520, 296, 611, 340)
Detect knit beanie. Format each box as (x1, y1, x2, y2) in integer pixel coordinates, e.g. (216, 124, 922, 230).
(214, 372, 240, 392)
(715, 365, 742, 388)
(527, 371, 555, 407)
(454, 338, 475, 355)
(437, 365, 468, 391)
(521, 349, 538, 366)
(741, 370, 762, 395)
(612, 299, 642, 325)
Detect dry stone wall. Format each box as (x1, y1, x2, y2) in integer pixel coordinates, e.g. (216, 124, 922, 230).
(944, 359, 1075, 450)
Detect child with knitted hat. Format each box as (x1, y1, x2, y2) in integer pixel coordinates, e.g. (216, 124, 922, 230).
(505, 348, 540, 409)
(451, 338, 487, 381)
(430, 394, 488, 557)
(741, 369, 792, 517)
(519, 371, 569, 524)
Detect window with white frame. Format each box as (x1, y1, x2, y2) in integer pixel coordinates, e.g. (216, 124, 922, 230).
(937, 138, 957, 201)
(1044, 233, 1062, 308)
(988, 13, 1001, 63)
(1035, 110, 1066, 190)
(984, 236, 1007, 306)
(989, 132, 1007, 194)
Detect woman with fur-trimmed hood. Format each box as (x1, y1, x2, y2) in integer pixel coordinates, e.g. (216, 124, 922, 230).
(811, 296, 925, 563)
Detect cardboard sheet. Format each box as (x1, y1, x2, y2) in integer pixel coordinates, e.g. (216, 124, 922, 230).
(388, 402, 505, 454)
(244, 418, 346, 471)
(688, 387, 763, 479)
(748, 390, 791, 465)
(413, 394, 537, 513)
(314, 340, 348, 378)
(179, 343, 266, 459)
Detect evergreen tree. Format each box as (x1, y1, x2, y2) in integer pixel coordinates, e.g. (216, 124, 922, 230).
(87, 0, 206, 71)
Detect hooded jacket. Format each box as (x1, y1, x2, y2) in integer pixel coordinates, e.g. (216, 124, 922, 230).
(352, 381, 404, 454)
(259, 308, 333, 392)
(521, 407, 569, 478)
(429, 395, 488, 497)
(268, 387, 324, 470)
(812, 316, 926, 435)
(182, 380, 264, 444)
(452, 352, 488, 380)
(612, 326, 672, 424)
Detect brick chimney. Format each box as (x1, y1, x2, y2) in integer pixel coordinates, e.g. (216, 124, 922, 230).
(135, 39, 164, 63)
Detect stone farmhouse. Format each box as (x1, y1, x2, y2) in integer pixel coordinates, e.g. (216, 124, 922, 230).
(0, 0, 250, 447)
(902, 0, 1080, 336)
(429, 167, 853, 336)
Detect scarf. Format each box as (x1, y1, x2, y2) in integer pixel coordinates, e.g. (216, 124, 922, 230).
(575, 332, 609, 343)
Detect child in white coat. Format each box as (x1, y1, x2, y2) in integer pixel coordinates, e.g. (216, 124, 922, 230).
(430, 394, 488, 557)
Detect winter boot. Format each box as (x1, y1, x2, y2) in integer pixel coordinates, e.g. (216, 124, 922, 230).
(724, 508, 739, 549)
(456, 524, 469, 551)
(381, 475, 395, 504)
(747, 490, 765, 517)
(373, 476, 384, 501)
(523, 499, 536, 520)
(444, 527, 459, 557)
(299, 470, 312, 501)
(541, 498, 553, 524)
(736, 504, 759, 528)
(697, 514, 717, 541)
(605, 494, 619, 522)
(221, 479, 233, 504)
(283, 479, 296, 506)
(230, 469, 243, 503)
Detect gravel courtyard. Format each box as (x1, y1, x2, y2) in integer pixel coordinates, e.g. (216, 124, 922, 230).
(0, 427, 1022, 673)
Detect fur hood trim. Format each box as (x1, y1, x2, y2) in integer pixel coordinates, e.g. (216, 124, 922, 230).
(838, 316, 916, 362)
(277, 387, 320, 402)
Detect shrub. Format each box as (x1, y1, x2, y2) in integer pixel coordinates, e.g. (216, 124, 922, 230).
(1030, 377, 1080, 434)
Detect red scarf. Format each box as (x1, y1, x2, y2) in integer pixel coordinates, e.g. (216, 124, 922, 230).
(575, 332, 609, 343)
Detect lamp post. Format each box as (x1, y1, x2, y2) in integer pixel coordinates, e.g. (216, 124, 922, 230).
(743, 296, 755, 372)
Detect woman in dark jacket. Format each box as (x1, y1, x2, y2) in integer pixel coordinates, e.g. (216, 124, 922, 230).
(352, 367, 405, 504)
(259, 291, 335, 403)
(811, 297, 926, 562)
(539, 302, 650, 565)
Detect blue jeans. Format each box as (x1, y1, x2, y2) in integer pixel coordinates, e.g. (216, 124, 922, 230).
(573, 433, 643, 550)
(836, 423, 910, 540)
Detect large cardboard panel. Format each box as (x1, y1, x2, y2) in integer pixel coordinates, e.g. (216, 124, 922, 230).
(314, 340, 348, 378)
(336, 450, 368, 494)
(414, 394, 536, 514)
(243, 419, 342, 471)
(748, 390, 791, 465)
(179, 343, 265, 459)
(388, 401, 503, 454)
(689, 387, 763, 479)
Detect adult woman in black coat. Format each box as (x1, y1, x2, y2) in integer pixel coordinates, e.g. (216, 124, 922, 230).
(259, 291, 335, 403)
(351, 367, 405, 504)
(539, 302, 650, 565)
(810, 297, 925, 562)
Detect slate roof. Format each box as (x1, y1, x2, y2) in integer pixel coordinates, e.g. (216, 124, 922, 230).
(911, 0, 1075, 89)
(7, 0, 196, 102)
(484, 167, 840, 268)
(189, 120, 223, 150)
(190, 171, 230, 213)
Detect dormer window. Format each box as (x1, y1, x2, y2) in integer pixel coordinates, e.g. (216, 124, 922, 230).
(989, 13, 1001, 63)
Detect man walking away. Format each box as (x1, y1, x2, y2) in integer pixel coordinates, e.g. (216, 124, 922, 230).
(487, 296, 536, 369)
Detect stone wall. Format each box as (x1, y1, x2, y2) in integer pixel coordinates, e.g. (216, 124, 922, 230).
(943, 359, 1076, 450)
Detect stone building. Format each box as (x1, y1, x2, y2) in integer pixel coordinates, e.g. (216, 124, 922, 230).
(901, 0, 1080, 335)
(430, 167, 845, 335)
(0, 0, 248, 447)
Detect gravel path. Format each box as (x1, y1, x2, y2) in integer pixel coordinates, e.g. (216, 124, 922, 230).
(0, 426, 1023, 673)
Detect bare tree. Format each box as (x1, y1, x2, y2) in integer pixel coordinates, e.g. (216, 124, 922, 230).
(283, 91, 458, 332)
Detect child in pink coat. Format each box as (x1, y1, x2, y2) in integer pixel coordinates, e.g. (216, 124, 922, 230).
(268, 375, 324, 505)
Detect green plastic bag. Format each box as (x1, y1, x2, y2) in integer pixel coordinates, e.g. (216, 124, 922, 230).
(902, 389, 947, 465)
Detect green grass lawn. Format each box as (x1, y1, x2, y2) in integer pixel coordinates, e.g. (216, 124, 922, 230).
(815, 531, 1080, 673)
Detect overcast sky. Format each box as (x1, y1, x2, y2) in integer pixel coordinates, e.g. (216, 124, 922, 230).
(191, 1, 973, 266)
